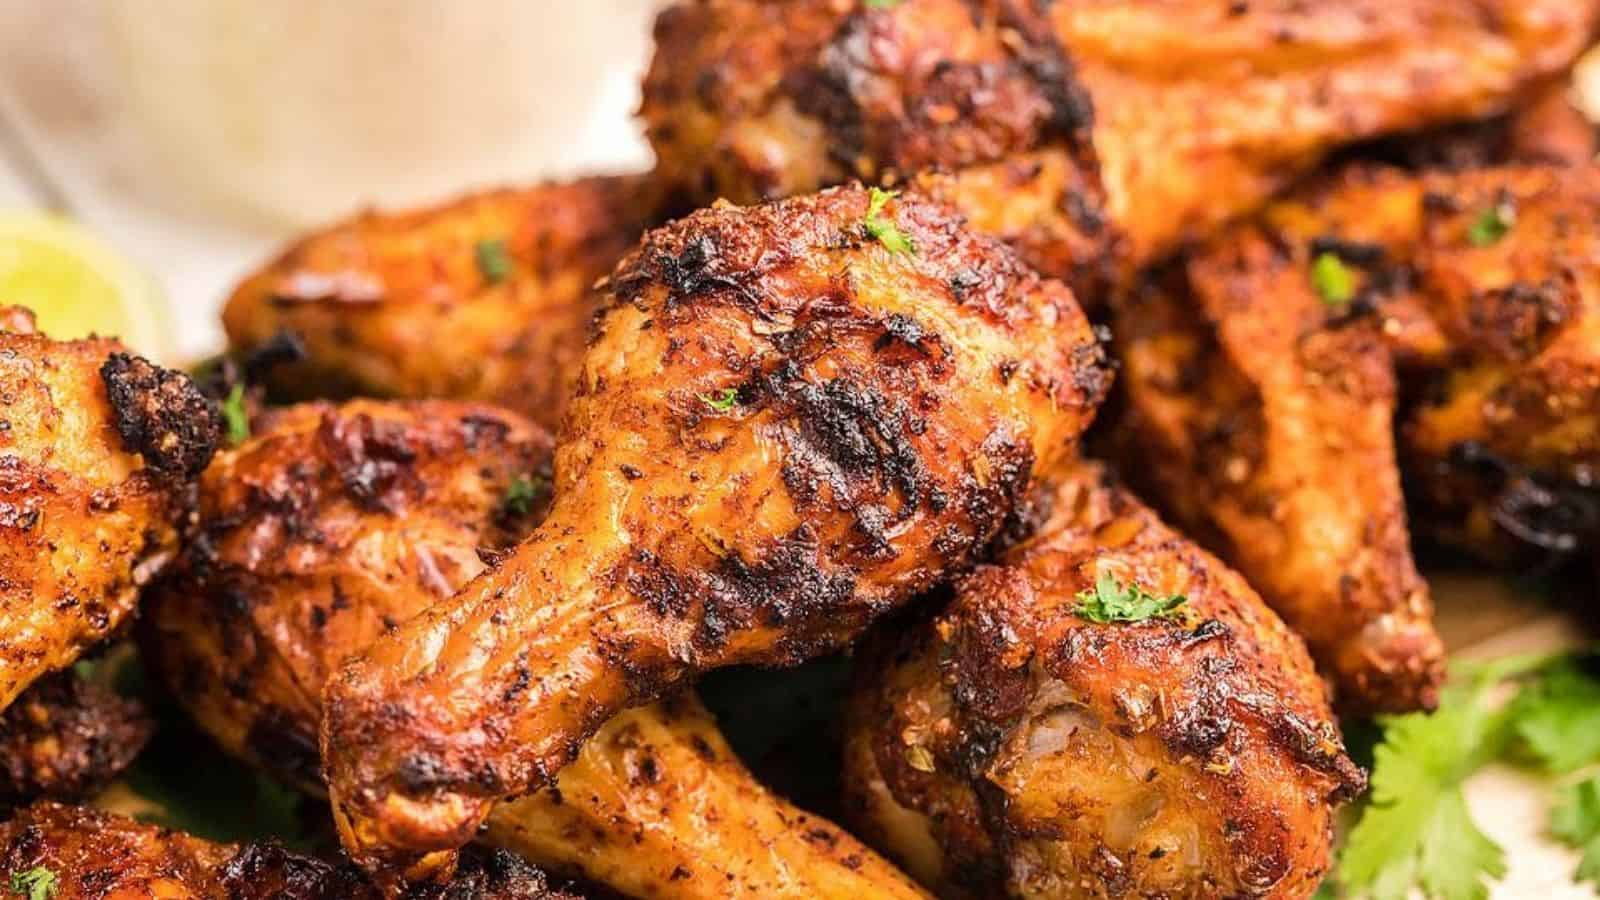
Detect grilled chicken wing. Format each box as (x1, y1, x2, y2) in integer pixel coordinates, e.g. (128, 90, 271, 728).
(1108, 223, 1443, 714)
(641, 0, 1597, 297)
(320, 185, 1111, 873)
(0, 306, 218, 712)
(843, 462, 1364, 899)
(222, 175, 660, 433)
(143, 398, 928, 899)
(1134, 159, 1600, 573)
(1332, 163, 1600, 563)
(0, 801, 579, 900)
(0, 668, 151, 808)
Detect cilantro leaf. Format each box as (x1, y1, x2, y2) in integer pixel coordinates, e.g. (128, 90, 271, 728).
(1467, 202, 1515, 247)
(9, 866, 57, 900)
(500, 475, 545, 518)
(475, 238, 513, 284)
(1338, 654, 1556, 900)
(1073, 570, 1187, 624)
(221, 383, 250, 445)
(1311, 251, 1356, 306)
(864, 0, 903, 7)
(699, 388, 740, 412)
(863, 188, 915, 255)
(1508, 657, 1600, 773)
(1551, 775, 1600, 887)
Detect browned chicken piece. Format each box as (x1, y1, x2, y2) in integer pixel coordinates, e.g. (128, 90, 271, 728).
(222, 174, 661, 433)
(641, 0, 1598, 298)
(843, 461, 1364, 899)
(1152, 159, 1600, 566)
(320, 184, 1111, 874)
(142, 398, 929, 899)
(1378, 164, 1600, 562)
(0, 668, 151, 808)
(0, 306, 219, 712)
(0, 801, 581, 900)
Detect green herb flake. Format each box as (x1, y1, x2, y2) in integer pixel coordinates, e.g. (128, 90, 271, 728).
(1310, 251, 1356, 306)
(501, 475, 545, 518)
(221, 383, 250, 445)
(864, 0, 904, 7)
(1467, 202, 1515, 247)
(9, 866, 57, 900)
(699, 388, 740, 412)
(475, 238, 514, 284)
(863, 188, 915, 255)
(1072, 570, 1187, 625)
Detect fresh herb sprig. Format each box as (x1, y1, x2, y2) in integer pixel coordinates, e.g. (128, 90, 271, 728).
(220, 383, 250, 445)
(863, 188, 915, 255)
(1333, 651, 1600, 900)
(8, 866, 57, 900)
(1311, 251, 1357, 306)
(475, 238, 514, 284)
(500, 475, 546, 519)
(1467, 201, 1516, 247)
(699, 388, 740, 412)
(1073, 570, 1187, 624)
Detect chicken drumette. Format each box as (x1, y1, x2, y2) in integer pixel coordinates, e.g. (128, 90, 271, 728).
(143, 398, 929, 899)
(1107, 220, 1443, 714)
(844, 462, 1364, 899)
(641, 0, 1597, 297)
(0, 306, 218, 712)
(319, 184, 1111, 873)
(0, 801, 579, 900)
(1294, 162, 1600, 564)
(1114, 158, 1600, 696)
(223, 175, 661, 433)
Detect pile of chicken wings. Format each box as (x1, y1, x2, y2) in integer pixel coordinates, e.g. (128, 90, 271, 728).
(5, 2, 1600, 897)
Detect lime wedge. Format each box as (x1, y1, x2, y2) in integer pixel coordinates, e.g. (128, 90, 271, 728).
(0, 213, 171, 360)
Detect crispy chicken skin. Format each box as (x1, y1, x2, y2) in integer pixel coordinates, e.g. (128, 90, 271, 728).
(0, 669, 152, 808)
(0, 801, 580, 900)
(1139, 160, 1600, 569)
(0, 306, 219, 712)
(1109, 221, 1444, 714)
(143, 398, 929, 899)
(320, 185, 1111, 872)
(1267, 163, 1600, 562)
(641, 0, 1598, 295)
(843, 462, 1364, 899)
(222, 175, 659, 433)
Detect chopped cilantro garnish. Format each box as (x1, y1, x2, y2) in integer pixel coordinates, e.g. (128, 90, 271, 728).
(1311, 251, 1356, 306)
(9, 866, 57, 900)
(221, 383, 249, 445)
(1467, 202, 1515, 247)
(863, 187, 915, 255)
(1338, 652, 1600, 900)
(864, 0, 903, 7)
(699, 388, 740, 412)
(475, 238, 513, 284)
(500, 475, 545, 518)
(1072, 570, 1187, 624)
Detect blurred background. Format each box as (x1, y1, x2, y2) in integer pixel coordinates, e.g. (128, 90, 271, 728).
(0, 0, 668, 360)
